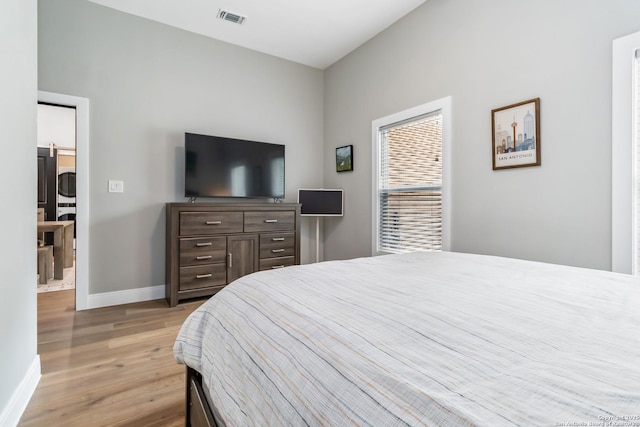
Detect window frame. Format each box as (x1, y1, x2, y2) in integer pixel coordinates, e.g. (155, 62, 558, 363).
(612, 31, 640, 274)
(371, 96, 452, 256)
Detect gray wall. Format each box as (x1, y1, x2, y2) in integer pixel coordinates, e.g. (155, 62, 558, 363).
(324, 0, 640, 270)
(38, 0, 324, 294)
(36, 0, 640, 295)
(0, 0, 38, 420)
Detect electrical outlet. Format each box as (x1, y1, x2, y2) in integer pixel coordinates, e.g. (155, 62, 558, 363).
(108, 180, 124, 193)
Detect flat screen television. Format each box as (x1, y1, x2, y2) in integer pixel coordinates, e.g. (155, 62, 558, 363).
(185, 133, 285, 199)
(297, 189, 344, 216)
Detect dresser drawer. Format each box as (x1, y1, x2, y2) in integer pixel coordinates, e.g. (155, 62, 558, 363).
(180, 237, 226, 267)
(180, 211, 243, 236)
(259, 256, 295, 271)
(180, 264, 226, 291)
(259, 233, 295, 259)
(244, 211, 295, 233)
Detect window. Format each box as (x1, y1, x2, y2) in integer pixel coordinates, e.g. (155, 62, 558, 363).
(372, 97, 451, 255)
(612, 31, 640, 274)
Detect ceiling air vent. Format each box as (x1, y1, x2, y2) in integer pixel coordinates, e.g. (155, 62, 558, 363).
(217, 9, 247, 25)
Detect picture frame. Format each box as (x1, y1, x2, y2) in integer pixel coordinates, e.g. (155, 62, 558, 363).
(336, 144, 353, 172)
(491, 98, 540, 170)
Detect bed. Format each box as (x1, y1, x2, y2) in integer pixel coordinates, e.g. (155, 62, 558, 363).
(174, 251, 640, 426)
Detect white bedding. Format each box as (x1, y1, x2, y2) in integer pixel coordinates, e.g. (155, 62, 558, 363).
(174, 251, 640, 426)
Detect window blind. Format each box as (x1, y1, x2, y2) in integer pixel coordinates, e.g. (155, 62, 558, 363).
(378, 111, 443, 253)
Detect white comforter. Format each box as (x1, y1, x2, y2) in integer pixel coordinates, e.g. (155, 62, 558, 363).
(174, 251, 640, 426)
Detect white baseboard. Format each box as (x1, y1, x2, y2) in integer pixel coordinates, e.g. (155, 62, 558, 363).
(0, 355, 41, 427)
(86, 285, 165, 309)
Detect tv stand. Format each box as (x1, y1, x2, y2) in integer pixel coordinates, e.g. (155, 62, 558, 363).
(165, 202, 301, 306)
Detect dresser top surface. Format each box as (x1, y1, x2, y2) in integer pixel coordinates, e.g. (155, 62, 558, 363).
(167, 202, 300, 209)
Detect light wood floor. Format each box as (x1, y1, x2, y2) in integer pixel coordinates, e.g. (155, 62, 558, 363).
(19, 290, 206, 427)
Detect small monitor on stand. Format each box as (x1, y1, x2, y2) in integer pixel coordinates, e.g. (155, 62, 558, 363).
(297, 189, 344, 262)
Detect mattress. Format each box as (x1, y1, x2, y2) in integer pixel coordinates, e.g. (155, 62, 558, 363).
(174, 251, 640, 426)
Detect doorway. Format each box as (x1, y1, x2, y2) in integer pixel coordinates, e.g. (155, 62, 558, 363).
(37, 104, 76, 299)
(37, 91, 89, 310)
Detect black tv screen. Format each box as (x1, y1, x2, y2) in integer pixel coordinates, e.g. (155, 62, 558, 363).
(185, 133, 285, 199)
(298, 189, 344, 216)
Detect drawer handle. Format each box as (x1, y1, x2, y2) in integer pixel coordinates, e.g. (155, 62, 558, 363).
(264, 219, 278, 223)
(196, 274, 212, 279)
(271, 237, 285, 242)
(271, 265, 285, 269)
(196, 255, 213, 260)
(195, 242, 213, 247)
(271, 249, 285, 253)
(206, 221, 222, 225)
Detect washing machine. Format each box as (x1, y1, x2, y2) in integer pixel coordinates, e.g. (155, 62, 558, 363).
(58, 165, 76, 240)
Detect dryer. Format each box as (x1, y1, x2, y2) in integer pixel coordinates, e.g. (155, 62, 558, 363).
(58, 165, 76, 238)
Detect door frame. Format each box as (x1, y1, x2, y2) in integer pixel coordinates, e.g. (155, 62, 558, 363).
(38, 91, 90, 310)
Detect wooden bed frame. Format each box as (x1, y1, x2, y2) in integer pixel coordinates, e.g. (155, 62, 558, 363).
(185, 366, 226, 427)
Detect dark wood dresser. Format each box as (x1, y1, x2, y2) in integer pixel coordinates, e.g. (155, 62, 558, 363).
(166, 203, 301, 306)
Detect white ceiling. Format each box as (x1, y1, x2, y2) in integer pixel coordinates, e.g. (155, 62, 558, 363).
(88, 0, 426, 69)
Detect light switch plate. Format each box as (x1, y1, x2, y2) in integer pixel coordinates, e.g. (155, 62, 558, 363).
(108, 180, 124, 193)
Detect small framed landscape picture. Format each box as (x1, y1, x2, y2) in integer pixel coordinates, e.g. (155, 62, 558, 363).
(491, 98, 540, 170)
(336, 144, 353, 172)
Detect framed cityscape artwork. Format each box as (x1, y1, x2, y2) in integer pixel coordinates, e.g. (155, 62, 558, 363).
(491, 98, 540, 170)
